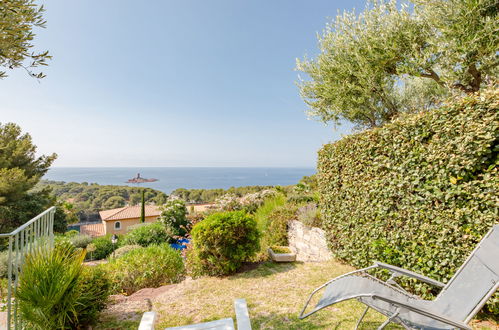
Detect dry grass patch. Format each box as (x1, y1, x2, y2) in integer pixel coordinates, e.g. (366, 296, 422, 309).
(98, 260, 496, 329)
(153, 260, 400, 329)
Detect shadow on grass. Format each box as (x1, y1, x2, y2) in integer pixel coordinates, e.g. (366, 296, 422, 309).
(96, 314, 140, 330)
(249, 311, 403, 330)
(231, 261, 299, 280)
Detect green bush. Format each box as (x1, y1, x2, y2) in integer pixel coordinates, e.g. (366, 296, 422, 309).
(121, 222, 172, 247)
(0, 278, 7, 298)
(186, 212, 205, 227)
(317, 88, 498, 313)
(91, 236, 117, 260)
(112, 244, 142, 258)
(71, 266, 111, 327)
(296, 203, 322, 227)
(286, 194, 316, 204)
(0, 249, 22, 279)
(70, 234, 93, 249)
(254, 193, 286, 233)
(16, 244, 85, 329)
(105, 244, 184, 295)
(0, 251, 8, 278)
(265, 208, 294, 247)
(254, 207, 296, 261)
(64, 230, 80, 238)
(160, 199, 188, 236)
(15, 243, 111, 328)
(188, 211, 260, 276)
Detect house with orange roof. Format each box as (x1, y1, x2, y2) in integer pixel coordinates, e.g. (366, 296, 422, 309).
(98, 205, 162, 235)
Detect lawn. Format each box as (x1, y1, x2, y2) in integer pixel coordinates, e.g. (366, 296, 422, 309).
(153, 260, 399, 329)
(97, 259, 494, 329)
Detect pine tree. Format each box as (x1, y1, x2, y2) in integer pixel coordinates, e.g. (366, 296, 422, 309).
(0, 123, 57, 233)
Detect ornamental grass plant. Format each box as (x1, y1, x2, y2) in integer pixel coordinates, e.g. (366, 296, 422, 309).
(15, 242, 110, 329)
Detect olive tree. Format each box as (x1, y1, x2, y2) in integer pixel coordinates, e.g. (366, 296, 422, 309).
(0, 0, 51, 79)
(296, 0, 497, 129)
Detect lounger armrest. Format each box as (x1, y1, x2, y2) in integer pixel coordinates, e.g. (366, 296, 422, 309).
(374, 262, 445, 288)
(370, 294, 472, 330)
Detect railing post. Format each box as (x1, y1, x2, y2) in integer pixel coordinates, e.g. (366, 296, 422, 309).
(13, 233, 19, 329)
(6, 236, 13, 330)
(0, 206, 56, 329)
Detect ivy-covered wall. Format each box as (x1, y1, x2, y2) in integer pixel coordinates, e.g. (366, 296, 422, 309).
(318, 87, 498, 313)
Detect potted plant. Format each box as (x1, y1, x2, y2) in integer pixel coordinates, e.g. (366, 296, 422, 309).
(268, 246, 296, 262)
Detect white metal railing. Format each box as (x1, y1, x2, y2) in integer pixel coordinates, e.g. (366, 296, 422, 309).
(0, 207, 55, 330)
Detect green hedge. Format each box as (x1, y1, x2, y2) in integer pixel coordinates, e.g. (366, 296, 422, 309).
(318, 88, 498, 312)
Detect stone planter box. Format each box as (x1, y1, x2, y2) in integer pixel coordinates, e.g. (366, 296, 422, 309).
(268, 247, 296, 262)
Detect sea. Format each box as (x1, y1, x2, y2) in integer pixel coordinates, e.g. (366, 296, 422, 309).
(43, 167, 316, 194)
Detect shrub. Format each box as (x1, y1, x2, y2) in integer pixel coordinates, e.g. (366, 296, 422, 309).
(286, 194, 316, 205)
(64, 230, 80, 238)
(214, 190, 276, 213)
(265, 208, 294, 247)
(105, 244, 184, 295)
(91, 236, 117, 260)
(317, 88, 498, 313)
(71, 266, 111, 327)
(121, 222, 172, 247)
(0, 278, 7, 298)
(16, 244, 86, 329)
(0, 250, 21, 279)
(54, 234, 71, 247)
(254, 207, 296, 261)
(296, 203, 322, 227)
(186, 212, 205, 227)
(270, 246, 292, 254)
(15, 243, 111, 328)
(0, 251, 8, 278)
(112, 244, 142, 258)
(188, 211, 260, 276)
(239, 189, 275, 213)
(254, 193, 286, 233)
(159, 200, 188, 236)
(214, 194, 243, 211)
(70, 234, 93, 249)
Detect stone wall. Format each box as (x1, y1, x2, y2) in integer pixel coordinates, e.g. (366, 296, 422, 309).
(288, 220, 332, 262)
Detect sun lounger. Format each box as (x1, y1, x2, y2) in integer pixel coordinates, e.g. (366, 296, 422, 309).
(300, 225, 499, 329)
(139, 298, 252, 330)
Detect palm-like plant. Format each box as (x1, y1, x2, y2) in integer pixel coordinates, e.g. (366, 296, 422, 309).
(16, 243, 86, 329)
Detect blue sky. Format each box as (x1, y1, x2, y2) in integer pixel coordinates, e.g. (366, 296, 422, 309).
(1, 0, 363, 167)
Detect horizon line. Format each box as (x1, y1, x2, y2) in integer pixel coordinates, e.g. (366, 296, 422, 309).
(48, 166, 317, 169)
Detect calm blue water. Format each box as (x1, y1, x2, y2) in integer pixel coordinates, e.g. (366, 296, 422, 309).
(43, 167, 315, 193)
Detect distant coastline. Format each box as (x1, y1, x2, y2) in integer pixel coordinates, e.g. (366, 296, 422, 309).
(43, 167, 315, 194)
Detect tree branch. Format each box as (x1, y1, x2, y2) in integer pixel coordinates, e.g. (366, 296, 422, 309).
(371, 87, 399, 121)
(419, 69, 445, 87)
(467, 63, 481, 92)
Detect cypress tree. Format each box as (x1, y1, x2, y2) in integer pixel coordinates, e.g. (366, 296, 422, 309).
(140, 190, 145, 223)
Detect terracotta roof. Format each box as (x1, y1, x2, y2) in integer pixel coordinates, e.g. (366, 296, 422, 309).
(80, 223, 105, 237)
(99, 205, 161, 221)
